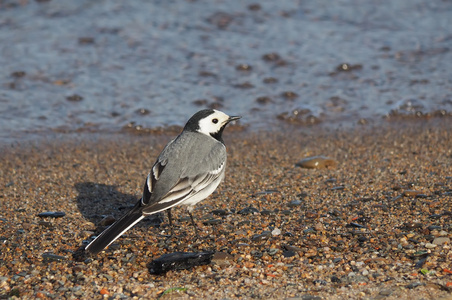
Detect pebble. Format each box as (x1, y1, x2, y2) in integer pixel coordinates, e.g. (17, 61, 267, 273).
(203, 218, 223, 225)
(403, 190, 422, 197)
(295, 156, 337, 169)
(348, 222, 365, 228)
(211, 209, 228, 216)
(260, 209, 273, 215)
(38, 221, 53, 228)
(235, 64, 252, 71)
(330, 185, 345, 191)
(66, 94, 83, 102)
(407, 282, 425, 289)
(37, 211, 66, 218)
(238, 206, 259, 215)
(314, 223, 325, 231)
(251, 231, 271, 242)
(281, 91, 299, 100)
(282, 250, 296, 258)
(425, 243, 437, 249)
(428, 225, 442, 230)
(211, 252, 233, 267)
(268, 248, 279, 256)
(379, 289, 393, 296)
(271, 228, 281, 236)
(42, 253, 66, 262)
(287, 200, 302, 207)
(432, 237, 450, 246)
(148, 252, 214, 275)
(99, 215, 116, 226)
(284, 245, 303, 252)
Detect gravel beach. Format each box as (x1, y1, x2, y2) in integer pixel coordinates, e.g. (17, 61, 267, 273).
(1, 121, 451, 299)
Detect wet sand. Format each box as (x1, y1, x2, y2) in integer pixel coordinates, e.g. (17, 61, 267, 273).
(0, 121, 451, 299)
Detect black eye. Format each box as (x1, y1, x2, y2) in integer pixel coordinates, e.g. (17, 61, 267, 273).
(212, 118, 218, 124)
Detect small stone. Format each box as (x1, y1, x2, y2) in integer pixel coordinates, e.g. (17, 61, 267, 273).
(348, 222, 365, 228)
(336, 63, 362, 72)
(295, 156, 337, 169)
(439, 230, 448, 236)
(136, 108, 151, 116)
(406, 282, 425, 289)
(263, 77, 278, 84)
(428, 214, 442, 219)
(236, 64, 252, 71)
(428, 225, 442, 230)
(271, 228, 281, 236)
(261, 209, 273, 215)
(42, 253, 66, 262)
(211, 252, 233, 267)
(248, 3, 261, 11)
(256, 96, 272, 104)
(203, 218, 222, 225)
(66, 94, 83, 102)
(303, 227, 315, 234)
(238, 206, 259, 215)
(282, 250, 296, 258)
(379, 289, 393, 296)
(403, 190, 422, 197)
(78, 37, 95, 44)
(99, 288, 109, 295)
(251, 231, 271, 242)
(11, 71, 26, 78)
(99, 215, 116, 226)
(330, 185, 345, 190)
(148, 252, 214, 275)
(262, 53, 281, 62)
(268, 248, 279, 256)
(211, 209, 228, 216)
(38, 221, 53, 228)
(425, 243, 437, 249)
(314, 223, 325, 232)
(288, 200, 302, 207)
(284, 245, 303, 252)
(281, 91, 299, 99)
(432, 237, 450, 246)
(333, 258, 342, 264)
(38, 211, 66, 218)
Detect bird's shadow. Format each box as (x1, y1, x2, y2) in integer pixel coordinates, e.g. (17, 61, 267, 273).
(74, 182, 164, 232)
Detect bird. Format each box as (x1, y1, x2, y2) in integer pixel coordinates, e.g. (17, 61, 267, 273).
(85, 109, 241, 255)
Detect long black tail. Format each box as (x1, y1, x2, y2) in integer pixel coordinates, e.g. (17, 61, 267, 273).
(85, 201, 144, 255)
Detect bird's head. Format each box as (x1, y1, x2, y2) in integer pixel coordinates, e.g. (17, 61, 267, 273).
(184, 109, 241, 141)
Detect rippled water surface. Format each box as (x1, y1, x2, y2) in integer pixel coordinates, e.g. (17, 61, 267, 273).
(1, 0, 451, 142)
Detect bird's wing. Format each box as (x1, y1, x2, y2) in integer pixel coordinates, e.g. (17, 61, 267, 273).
(141, 138, 174, 205)
(141, 132, 226, 215)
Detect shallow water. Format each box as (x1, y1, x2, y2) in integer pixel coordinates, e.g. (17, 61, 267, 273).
(1, 0, 451, 142)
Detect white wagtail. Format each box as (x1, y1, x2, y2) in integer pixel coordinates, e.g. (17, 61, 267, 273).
(85, 109, 241, 255)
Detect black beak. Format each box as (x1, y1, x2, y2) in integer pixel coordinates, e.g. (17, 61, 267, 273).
(227, 115, 241, 123)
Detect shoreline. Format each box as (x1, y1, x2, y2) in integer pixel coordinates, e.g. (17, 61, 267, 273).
(1, 121, 451, 299)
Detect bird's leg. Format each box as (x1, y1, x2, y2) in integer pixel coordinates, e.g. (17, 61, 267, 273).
(187, 210, 199, 236)
(166, 208, 174, 236)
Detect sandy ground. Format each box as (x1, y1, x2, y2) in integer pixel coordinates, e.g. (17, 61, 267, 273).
(0, 121, 451, 299)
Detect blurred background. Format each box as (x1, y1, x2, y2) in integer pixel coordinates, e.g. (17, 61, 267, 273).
(1, 0, 451, 142)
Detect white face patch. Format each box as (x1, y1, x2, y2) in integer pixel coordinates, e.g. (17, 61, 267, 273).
(197, 110, 230, 136)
